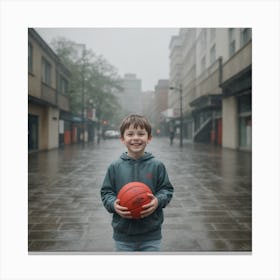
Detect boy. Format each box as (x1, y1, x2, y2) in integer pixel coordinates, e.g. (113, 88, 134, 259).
(100, 114, 174, 252)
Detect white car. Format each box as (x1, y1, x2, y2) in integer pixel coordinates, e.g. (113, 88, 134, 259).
(104, 130, 120, 139)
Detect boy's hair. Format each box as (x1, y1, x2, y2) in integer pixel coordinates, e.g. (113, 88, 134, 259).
(119, 114, 152, 138)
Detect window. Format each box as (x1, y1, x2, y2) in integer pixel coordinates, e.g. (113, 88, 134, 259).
(229, 40, 236, 56)
(201, 56, 206, 73)
(28, 43, 33, 73)
(210, 28, 216, 41)
(210, 44, 216, 64)
(238, 94, 251, 113)
(59, 76, 68, 95)
(42, 57, 51, 85)
(229, 28, 235, 41)
(201, 29, 206, 52)
(198, 29, 207, 55)
(229, 28, 236, 56)
(240, 28, 251, 47)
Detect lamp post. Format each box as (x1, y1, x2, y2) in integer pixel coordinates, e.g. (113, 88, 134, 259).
(169, 83, 183, 148)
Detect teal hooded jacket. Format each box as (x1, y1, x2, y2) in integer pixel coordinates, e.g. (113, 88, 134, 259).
(100, 151, 174, 242)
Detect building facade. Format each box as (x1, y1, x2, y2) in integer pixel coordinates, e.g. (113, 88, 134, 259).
(168, 28, 252, 151)
(28, 28, 71, 151)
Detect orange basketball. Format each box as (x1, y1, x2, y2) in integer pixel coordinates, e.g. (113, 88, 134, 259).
(117, 182, 152, 219)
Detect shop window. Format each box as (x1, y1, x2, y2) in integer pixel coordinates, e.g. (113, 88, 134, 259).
(238, 94, 252, 113)
(239, 116, 252, 149)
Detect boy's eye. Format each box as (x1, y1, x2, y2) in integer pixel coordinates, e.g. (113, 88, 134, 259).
(125, 131, 146, 137)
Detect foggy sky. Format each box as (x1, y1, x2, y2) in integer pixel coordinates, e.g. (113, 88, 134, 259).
(36, 28, 179, 92)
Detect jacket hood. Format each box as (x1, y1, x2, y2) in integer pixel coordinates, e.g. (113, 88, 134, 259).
(120, 152, 154, 161)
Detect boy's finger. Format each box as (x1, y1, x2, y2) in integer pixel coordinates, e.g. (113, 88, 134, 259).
(141, 203, 151, 209)
(122, 211, 132, 218)
(117, 205, 129, 210)
(140, 207, 152, 215)
(147, 193, 155, 198)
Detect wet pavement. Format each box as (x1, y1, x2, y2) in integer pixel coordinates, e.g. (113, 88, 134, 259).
(28, 137, 252, 253)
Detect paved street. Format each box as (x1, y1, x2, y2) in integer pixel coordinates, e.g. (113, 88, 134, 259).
(28, 137, 252, 253)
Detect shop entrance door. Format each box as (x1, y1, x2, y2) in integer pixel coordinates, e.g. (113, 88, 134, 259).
(28, 114, 38, 151)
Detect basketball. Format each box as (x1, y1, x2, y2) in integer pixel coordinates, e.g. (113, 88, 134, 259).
(117, 182, 152, 219)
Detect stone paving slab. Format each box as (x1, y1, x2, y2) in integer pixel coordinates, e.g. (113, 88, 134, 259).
(28, 138, 251, 253)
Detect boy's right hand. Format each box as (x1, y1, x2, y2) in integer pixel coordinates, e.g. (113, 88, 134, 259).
(114, 199, 132, 219)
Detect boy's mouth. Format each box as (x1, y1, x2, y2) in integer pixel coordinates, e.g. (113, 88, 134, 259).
(130, 142, 142, 147)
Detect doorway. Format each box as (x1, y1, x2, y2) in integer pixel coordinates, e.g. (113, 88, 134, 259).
(28, 114, 39, 151)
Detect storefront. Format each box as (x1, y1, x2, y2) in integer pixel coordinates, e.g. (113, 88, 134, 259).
(59, 111, 74, 146)
(220, 67, 252, 151)
(190, 94, 222, 144)
(238, 94, 252, 149)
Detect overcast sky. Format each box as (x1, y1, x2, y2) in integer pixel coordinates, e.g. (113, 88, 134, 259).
(36, 28, 179, 92)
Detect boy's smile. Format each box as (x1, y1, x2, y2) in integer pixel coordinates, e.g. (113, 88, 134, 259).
(121, 125, 152, 159)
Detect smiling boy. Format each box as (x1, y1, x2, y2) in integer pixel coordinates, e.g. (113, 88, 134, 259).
(100, 114, 174, 252)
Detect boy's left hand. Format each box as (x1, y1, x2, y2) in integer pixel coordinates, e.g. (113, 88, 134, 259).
(140, 193, 158, 218)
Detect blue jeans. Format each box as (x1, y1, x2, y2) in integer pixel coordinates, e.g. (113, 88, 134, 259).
(115, 239, 161, 252)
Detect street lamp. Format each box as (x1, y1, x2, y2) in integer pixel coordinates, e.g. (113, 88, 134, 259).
(169, 83, 183, 148)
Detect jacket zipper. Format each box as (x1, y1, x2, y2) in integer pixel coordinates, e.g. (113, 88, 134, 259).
(133, 161, 138, 181)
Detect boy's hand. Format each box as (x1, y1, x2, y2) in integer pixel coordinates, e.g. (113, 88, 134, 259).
(140, 193, 158, 218)
(114, 199, 132, 219)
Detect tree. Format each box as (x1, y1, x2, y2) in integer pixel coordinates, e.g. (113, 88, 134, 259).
(51, 37, 123, 127)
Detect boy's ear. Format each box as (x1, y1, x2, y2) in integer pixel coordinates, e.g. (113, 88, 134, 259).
(147, 135, 152, 143)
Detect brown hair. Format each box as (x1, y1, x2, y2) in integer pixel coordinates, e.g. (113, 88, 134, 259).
(119, 114, 152, 138)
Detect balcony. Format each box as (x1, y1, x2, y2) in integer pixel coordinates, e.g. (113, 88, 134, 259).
(38, 83, 70, 111)
(41, 82, 56, 105)
(57, 93, 70, 111)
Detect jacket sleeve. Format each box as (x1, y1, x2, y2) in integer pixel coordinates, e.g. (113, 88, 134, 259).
(155, 162, 174, 209)
(100, 164, 117, 213)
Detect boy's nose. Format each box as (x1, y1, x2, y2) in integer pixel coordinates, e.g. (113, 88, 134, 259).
(132, 135, 141, 141)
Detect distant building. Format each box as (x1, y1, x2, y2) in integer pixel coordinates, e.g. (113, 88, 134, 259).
(141, 90, 155, 122)
(153, 80, 169, 136)
(28, 28, 71, 151)
(118, 73, 142, 115)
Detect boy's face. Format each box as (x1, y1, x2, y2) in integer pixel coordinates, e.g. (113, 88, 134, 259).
(121, 124, 152, 159)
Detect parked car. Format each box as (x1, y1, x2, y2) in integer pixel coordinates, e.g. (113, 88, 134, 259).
(104, 130, 120, 139)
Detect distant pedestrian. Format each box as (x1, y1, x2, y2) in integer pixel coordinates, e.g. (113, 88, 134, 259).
(100, 114, 174, 252)
(156, 128, 161, 136)
(169, 126, 175, 145)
